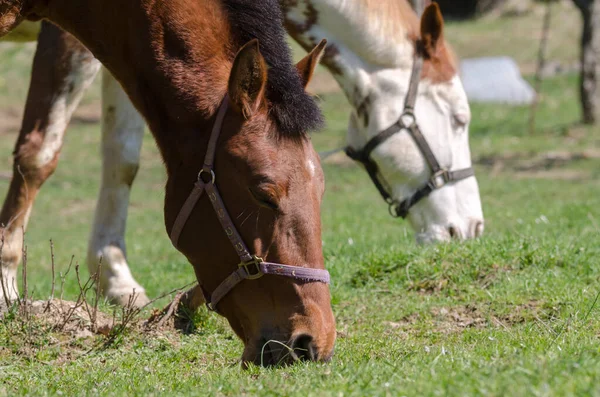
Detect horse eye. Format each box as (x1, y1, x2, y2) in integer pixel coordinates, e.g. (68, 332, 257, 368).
(453, 113, 469, 128)
(249, 187, 279, 211)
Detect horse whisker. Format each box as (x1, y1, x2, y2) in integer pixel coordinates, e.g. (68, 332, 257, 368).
(236, 209, 248, 220)
(240, 210, 256, 227)
(255, 208, 261, 234)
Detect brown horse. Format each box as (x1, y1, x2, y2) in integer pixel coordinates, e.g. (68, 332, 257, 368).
(0, 0, 335, 366)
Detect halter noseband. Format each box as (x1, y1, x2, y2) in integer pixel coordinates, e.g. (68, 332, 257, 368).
(345, 45, 475, 219)
(169, 97, 330, 312)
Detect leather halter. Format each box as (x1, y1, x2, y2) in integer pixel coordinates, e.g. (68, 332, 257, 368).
(345, 44, 475, 219)
(170, 96, 330, 311)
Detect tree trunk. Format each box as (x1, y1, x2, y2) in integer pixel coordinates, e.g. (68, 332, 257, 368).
(574, 0, 600, 124)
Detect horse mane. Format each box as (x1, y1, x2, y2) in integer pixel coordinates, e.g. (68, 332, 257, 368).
(224, 0, 323, 136)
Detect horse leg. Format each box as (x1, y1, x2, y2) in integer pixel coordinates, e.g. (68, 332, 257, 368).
(0, 21, 100, 301)
(86, 68, 148, 307)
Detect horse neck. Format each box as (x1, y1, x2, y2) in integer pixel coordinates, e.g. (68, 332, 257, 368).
(284, 0, 418, 111)
(45, 0, 231, 166)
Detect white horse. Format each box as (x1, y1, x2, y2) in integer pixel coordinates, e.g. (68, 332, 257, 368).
(0, 1, 483, 305)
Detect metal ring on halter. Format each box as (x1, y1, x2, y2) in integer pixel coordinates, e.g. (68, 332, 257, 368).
(198, 169, 216, 184)
(428, 169, 449, 190)
(400, 110, 416, 127)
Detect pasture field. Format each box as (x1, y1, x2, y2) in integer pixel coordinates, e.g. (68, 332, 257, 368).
(1, 5, 600, 395)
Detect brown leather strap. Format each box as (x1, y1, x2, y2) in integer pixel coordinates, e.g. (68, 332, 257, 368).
(404, 54, 423, 113)
(203, 97, 230, 170)
(204, 181, 253, 263)
(406, 122, 441, 173)
(209, 261, 331, 310)
(170, 97, 229, 248)
(169, 95, 330, 312)
(170, 182, 206, 247)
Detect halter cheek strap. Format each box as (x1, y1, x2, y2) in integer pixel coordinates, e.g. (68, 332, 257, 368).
(345, 45, 475, 219)
(169, 97, 330, 311)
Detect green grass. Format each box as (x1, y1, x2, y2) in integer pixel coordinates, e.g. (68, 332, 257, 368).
(1, 14, 600, 396)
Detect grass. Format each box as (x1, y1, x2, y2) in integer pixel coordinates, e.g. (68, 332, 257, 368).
(1, 9, 600, 396)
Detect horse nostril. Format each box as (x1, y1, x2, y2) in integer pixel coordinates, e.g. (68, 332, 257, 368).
(474, 221, 484, 238)
(291, 334, 317, 361)
(448, 225, 459, 239)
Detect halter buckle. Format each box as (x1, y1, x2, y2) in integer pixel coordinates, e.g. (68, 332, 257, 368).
(388, 201, 402, 218)
(429, 170, 449, 190)
(198, 168, 216, 184)
(239, 256, 264, 280)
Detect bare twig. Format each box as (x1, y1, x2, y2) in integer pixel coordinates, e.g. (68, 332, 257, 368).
(21, 227, 28, 318)
(92, 257, 103, 333)
(155, 291, 184, 328)
(45, 240, 56, 313)
(140, 280, 198, 311)
(12, 276, 21, 307)
(74, 264, 94, 327)
(59, 255, 74, 303)
(49, 239, 56, 300)
(529, 0, 553, 134)
(0, 231, 11, 308)
(58, 263, 96, 331)
(97, 289, 142, 349)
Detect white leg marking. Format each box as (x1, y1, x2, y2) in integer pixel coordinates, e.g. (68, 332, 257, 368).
(0, 214, 29, 302)
(87, 68, 148, 306)
(36, 53, 102, 167)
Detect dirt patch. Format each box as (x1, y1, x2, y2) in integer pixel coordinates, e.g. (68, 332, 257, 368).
(476, 264, 513, 290)
(407, 278, 450, 294)
(431, 305, 487, 332)
(386, 300, 555, 334)
(513, 169, 590, 181)
(0, 296, 190, 366)
(476, 149, 600, 178)
(27, 299, 116, 338)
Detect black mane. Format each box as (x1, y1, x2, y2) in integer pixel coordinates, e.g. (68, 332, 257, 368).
(223, 0, 323, 136)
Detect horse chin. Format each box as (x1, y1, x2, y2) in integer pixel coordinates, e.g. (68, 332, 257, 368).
(414, 216, 485, 244)
(241, 338, 294, 368)
(415, 227, 452, 245)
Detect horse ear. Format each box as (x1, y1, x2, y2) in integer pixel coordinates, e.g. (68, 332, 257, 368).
(228, 39, 267, 118)
(296, 39, 327, 88)
(420, 3, 444, 58)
